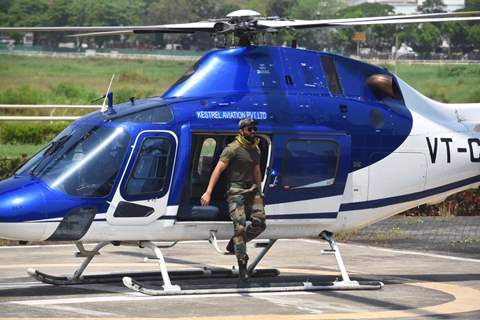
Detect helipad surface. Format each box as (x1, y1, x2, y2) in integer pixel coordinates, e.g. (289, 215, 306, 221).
(0, 239, 479, 319)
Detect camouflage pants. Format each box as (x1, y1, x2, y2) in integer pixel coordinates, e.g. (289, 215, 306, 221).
(227, 185, 266, 264)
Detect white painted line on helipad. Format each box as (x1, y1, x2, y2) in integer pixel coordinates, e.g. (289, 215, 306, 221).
(341, 242, 480, 263)
(7, 290, 314, 306)
(39, 305, 115, 317)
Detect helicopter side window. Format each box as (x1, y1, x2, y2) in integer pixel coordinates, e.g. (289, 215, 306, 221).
(282, 140, 339, 189)
(125, 137, 172, 196)
(321, 56, 343, 95)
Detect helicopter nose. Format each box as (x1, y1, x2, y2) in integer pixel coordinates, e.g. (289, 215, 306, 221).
(0, 176, 47, 240)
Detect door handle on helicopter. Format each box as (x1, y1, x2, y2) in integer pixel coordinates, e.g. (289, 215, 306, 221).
(268, 170, 280, 188)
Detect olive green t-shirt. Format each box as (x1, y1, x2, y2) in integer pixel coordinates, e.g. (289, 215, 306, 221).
(219, 140, 260, 184)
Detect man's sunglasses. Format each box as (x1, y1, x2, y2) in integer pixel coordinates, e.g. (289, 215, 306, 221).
(245, 126, 257, 132)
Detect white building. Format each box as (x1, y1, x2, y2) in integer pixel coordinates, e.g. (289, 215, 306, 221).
(347, 0, 465, 14)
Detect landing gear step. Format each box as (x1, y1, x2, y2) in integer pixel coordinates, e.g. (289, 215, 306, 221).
(27, 268, 280, 286)
(123, 277, 384, 296)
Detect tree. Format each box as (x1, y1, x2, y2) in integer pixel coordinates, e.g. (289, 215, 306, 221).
(6, 0, 51, 44)
(467, 24, 480, 49)
(331, 3, 395, 55)
(7, 0, 50, 27)
(441, 22, 471, 53)
(143, 0, 197, 49)
(418, 0, 446, 13)
(465, 0, 480, 9)
(403, 23, 442, 57)
(265, 0, 296, 17)
(64, 0, 145, 48)
(0, 0, 13, 24)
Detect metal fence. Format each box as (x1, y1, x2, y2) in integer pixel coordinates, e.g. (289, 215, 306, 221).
(0, 44, 202, 62)
(1, 44, 479, 64)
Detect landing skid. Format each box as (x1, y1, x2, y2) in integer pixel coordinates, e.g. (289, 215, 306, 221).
(123, 277, 383, 296)
(27, 267, 279, 286)
(26, 240, 279, 287)
(27, 234, 383, 295)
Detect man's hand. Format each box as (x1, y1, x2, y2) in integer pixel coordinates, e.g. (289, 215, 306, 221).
(201, 160, 227, 207)
(200, 192, 211, 206)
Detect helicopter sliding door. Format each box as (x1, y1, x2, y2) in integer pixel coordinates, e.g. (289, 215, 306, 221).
(106, 130, 177, 225)
(265, 134, 350, 220)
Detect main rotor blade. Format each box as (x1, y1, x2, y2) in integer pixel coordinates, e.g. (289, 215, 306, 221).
(331, 16, 480, 27)
(0, 21, 216, 34)
(257, 11, 480, 29)
(66, 29, 192, 38)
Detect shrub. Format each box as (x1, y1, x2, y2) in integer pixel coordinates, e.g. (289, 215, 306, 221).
(437, 65, 468, 78)
(0, 157, 26, 180)
(405, 188, 480, 216)
(0, 86, 46, 104)
(0, 122, 68, 145)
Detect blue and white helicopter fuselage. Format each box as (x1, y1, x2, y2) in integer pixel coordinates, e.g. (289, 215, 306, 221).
(0, 46, 479, 245)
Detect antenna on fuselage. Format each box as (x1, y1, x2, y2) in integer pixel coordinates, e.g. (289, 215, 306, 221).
(101, 74, 115, 113)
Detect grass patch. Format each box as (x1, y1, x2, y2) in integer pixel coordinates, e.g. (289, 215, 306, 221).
(364, 227, 409, 243)
(393, 63, 480, 103)
(0, 144, 44, 158)
(0, 56, 191, 105)
(0, 239, 23, 246)
(334, 230, 360, 242)
(0, 56, 479, 104)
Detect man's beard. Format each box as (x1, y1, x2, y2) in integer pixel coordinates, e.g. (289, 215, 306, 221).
(244, 134, 255, 142)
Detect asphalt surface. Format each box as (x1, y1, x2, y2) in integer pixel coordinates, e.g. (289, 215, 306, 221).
(349, 216, 480, 259)
(0, 233, 479, 319)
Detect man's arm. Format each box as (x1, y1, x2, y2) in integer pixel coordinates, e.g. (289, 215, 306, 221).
(254, 164, 263, 196)
(201, 160, 228, 206)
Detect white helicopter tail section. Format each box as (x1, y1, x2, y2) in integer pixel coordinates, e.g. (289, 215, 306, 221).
(396, 77, 480, 134)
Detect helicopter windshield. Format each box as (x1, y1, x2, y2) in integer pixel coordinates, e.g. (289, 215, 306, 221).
(16, 125, 131, 198)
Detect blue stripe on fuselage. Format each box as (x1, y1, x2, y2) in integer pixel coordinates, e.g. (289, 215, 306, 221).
(340, 174, 480, 212)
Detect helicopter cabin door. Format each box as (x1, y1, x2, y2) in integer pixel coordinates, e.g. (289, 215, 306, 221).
(106, 130, 177, 225)
(265, 134, 350, 221)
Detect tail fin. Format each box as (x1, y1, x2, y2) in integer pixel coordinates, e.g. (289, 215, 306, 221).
(449, 103, 480, 133)
(396, 77, 480, 133)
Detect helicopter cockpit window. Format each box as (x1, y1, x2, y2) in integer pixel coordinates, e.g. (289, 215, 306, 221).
(20, 125, 131, 197)
(321, 56, 343, 95)
(112, 105, 173, 123)
(125, 137, 171, 196)
(282, 140, 339, 189)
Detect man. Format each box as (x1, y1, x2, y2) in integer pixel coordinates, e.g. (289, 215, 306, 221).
(200, 118, 266, 285)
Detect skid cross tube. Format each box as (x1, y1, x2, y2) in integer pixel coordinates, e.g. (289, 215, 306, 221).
(138, 241, 181, 292)
(248, 239, 277, 275)
(28, 241, 111, 285)
(71, 241, 110, 280)
(320, 231, 360, 287)
(208, 231, 232, 255)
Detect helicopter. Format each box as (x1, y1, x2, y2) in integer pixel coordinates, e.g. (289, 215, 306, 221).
(0, 9, 479, 295)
